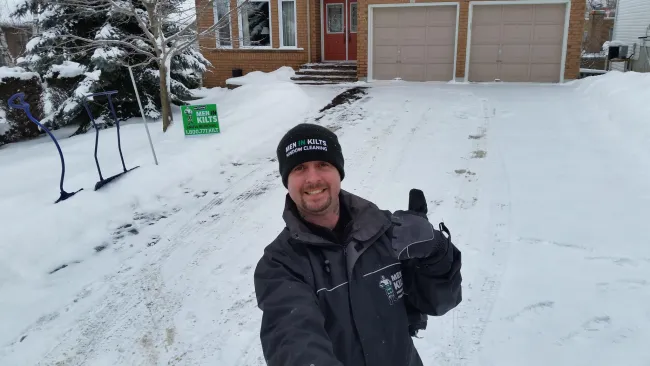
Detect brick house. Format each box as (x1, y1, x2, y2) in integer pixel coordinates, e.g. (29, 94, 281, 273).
(196, 0, 585, 87)
(0, 24, 32, 66)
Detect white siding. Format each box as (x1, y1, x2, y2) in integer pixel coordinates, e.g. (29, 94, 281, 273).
(610, 0, 650, 71)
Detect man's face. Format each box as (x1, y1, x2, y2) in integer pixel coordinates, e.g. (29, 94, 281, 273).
(287, 160, 341, 216)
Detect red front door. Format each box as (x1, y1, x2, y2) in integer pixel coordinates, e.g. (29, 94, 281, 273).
(323, 0, 357, 61)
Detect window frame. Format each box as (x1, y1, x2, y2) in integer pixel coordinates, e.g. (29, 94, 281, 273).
(213, 0, 233, 48)
(349, 2, 357, 33)
(238, 0, 273, 49)
(326, 3, 345, 34)
(278, 0, 299, 48)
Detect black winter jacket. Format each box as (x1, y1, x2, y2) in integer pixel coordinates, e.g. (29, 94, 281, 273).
(253, 190, 462, 366)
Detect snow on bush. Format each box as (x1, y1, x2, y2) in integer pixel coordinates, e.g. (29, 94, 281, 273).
(0, 67, 44, 144)
(0, 66, 39, 83)
(45, 61, 87, 79)
(225, 66, 296, 86)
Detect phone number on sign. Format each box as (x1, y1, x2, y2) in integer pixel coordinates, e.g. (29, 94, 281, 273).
(186, 128, 219, 135)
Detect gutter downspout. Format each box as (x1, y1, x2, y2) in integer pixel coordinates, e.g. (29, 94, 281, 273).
(307, 0, 312, 63)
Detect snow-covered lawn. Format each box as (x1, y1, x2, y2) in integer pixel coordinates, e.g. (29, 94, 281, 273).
(1, 71, 649, 365)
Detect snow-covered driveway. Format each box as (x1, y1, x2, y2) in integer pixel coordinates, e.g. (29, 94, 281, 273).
(1, 75, 649, 366)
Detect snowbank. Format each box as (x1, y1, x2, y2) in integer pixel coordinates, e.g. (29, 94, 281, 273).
(572, 70, 650, 115)
(225, 66, 295, 86)
(0, 80, 326, 360)
(0, 66, 39, 83)
(571, 70, 650, 155)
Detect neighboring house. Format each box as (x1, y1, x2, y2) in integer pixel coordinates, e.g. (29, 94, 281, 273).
(0, 24, 32, 66)
(196, 0, 586, 86)
(581, 9, 614, 69)
(609, 0, 650, 72)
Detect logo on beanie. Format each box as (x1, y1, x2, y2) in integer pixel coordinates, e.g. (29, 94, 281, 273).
(285, 138, 328, 158)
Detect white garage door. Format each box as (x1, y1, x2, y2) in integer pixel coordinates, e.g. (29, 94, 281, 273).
(372, 5, 457, 81)
(468, 4, 566, 82)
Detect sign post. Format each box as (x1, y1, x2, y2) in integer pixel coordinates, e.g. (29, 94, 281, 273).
(181, 104, 221, 136)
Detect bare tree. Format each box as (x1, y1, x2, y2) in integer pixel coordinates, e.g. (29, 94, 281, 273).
(33, 0, 251, 132)
(587, 0, 617, 11)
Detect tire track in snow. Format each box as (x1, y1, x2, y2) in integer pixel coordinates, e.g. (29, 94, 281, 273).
(33, 160, 280, 365)
(448, 97, 513, 366)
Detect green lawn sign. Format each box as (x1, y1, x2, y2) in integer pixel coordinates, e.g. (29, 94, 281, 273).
(181, 104, 220, 136)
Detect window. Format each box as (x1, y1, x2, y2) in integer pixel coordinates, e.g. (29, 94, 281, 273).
(240, 0, 271, 47)
(279, 0, 297, 47)
(350, 3, 357, 33)
(214, 0, 232, 47)
(327, 4, 344, 34)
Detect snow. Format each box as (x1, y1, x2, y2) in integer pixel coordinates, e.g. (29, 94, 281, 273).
(0, 66, 38, 83)
(24, 37, 41, 52)
(45, 61, 87, 79)
(0, 106, 7, 135)
(1, 73, 649, 365)
(95, 23, 117, 40)
(0, 0, 29, 25)
(225, 66, 296, 85)
(91, 47, 125, 61)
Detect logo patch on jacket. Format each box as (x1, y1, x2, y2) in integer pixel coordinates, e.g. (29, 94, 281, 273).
(379, 271, 403, 305)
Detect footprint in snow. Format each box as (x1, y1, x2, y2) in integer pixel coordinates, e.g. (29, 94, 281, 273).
(503, 301, 554, 321)
(558, 316, 612, 344)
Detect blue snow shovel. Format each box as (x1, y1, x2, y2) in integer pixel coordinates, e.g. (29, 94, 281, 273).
(82, 91, 139, 191)
(7, 92, 83, 204)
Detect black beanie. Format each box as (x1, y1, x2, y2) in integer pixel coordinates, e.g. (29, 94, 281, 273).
(276, 123, 345, 187)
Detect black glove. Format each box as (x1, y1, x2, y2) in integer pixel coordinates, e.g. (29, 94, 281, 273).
(390, 189, 451, 261)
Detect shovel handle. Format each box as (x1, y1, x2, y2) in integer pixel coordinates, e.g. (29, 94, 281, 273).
(8, 93, 29, 110)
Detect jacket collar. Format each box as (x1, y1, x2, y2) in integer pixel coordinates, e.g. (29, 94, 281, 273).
(282, 189, 392, 247)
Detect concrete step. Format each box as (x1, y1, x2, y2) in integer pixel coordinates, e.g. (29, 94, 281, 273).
(292, 80, 358, 85)
(291, 75, 358, 82)
(300, 62, 357, 71)
(295, 69, 357, 77)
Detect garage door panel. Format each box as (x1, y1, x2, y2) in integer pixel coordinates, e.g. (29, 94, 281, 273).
(470, 45, 499, 63)
(472, 6, 501, 24)
(400, 46, 426, 64)
(535, 4, 565, 23)
(374, 46, 398, 63)
(374, 28, 399, 46)
(400, 8, 426, 27)
(530, 63, 560, 82)
(426, 26, 455, 46)
(532, 25, 564, 44)
(471, 25, 501, 44)
(502, 24, 532, 44)
(531, 45, 562, 63)
(501, 45, 530, 63)
(427, 46, 454, 63)
(374, 8, 399, 27)
(398, 27, 427, 46)
(470, 64, 498, 82)
(374, 63, 399, 80)
(468, 3, 565, 83)
(502, 5, 533, 23)
(500, 64, 529, 81)
(399, 64, 425, 81)
(426, 6, 455, 26)
(372, 6, 456, 82)
(426, 64, 454, 81)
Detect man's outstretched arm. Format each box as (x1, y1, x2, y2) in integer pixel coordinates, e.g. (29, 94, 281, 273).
(254, 246, 344, 366)
(390, 189, 463, 316)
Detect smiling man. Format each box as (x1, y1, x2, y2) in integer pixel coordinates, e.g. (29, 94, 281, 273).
(253, 123, 463, 366)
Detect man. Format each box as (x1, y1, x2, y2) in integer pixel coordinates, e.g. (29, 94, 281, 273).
(253, 123, 462, 366)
